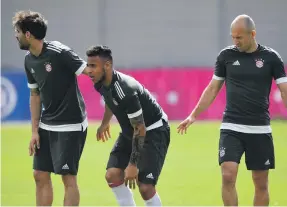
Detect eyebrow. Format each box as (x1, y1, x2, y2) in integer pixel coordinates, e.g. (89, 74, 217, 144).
(87, 63, 96, 66)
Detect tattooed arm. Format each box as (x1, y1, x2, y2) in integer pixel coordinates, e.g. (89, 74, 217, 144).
(30, 88, 41, 133)
(122, 92, 146, 187)
(123, 92, 147, 166)
(25, 61, 41, 133)
(129, 112, 147, 165)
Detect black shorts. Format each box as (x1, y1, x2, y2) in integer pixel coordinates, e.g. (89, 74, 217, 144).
(33, 128, 87, 175)
(107, 122, 170, 185)
(219, 129, 275, 170)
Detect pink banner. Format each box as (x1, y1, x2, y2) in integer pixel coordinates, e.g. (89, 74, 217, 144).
(78, 68, 287, 121)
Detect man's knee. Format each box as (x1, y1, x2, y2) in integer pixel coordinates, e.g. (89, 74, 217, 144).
(62, 174, 77, 188)
(221, 162, 238, 186)
(139, 183, 156, 200)
(252, 170, 269, 191)
(105, 168, 124, 187)
(33, 170, 51, 186)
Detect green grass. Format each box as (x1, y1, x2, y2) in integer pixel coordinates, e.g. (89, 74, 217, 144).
(1, 121, 287, 206)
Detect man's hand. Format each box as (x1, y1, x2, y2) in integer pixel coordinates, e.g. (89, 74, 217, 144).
(96, 124, 111, 142)
(124, 164, 138, 189)
(29, 132, 40, 156)
(177, 115, 196, 134)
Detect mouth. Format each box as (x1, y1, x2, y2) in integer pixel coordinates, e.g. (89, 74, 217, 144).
(16, 38, 21, 45)
(89, 75, 95, 81)
(236, 45, 242, 51)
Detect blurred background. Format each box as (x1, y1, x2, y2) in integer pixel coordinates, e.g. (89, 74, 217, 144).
(1, 0, 287, 122)
(1, 0, 287, 206)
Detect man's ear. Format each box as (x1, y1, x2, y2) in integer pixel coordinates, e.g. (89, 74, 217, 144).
(251, 30, 256, 38)
(25, 31, 32, 39)
(105, 60, 112, 70)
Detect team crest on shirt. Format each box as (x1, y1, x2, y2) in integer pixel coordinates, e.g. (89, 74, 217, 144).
(44, 62, 52, 72)
(255, 59, 264, 68)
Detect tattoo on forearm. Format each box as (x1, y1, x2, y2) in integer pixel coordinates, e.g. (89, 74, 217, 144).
(130, 135, 145, 165)
(129, 113, 146, 165)
(30, 88, 40, 96)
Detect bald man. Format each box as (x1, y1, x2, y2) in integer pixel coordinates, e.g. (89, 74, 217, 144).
(177, 14, 287, 206)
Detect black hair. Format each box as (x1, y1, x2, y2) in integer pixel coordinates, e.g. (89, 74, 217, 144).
(86, 45, 113, 62)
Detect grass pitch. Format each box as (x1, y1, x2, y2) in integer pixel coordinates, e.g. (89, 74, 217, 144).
(1, 121, 287, 206)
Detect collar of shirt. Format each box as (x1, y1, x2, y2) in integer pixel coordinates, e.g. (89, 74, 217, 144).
(235, 44, 262, 54)
(29, 41, 48, 58)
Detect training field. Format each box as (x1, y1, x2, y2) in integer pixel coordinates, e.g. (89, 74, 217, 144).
(2, 121, 287, 206)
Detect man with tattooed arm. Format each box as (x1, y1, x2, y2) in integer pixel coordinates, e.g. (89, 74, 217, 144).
(85, 45, 170, 206)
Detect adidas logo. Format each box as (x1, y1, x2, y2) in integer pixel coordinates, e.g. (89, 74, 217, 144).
(232, 60, 240, 66)
(265, 159, 270, 165)
(146, 173, 154, 179)
(62, 164, 69, 170)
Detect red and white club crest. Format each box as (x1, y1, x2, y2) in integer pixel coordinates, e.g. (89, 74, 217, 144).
(45, 63, 52, 72)
(255, 59, 264, 68)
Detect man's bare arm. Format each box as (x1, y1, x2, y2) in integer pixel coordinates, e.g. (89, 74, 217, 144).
(129, 113, 146, 165)
(101, 104, 113, 126)
(191, 79, 224, 118)
(278, 82, 287, 108)
(30, 88, 41, 133)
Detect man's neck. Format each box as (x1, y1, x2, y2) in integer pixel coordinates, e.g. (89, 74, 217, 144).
(29, 40, 44, 57)
(245, 40, 258, 53)
(103, 70, 113, 87)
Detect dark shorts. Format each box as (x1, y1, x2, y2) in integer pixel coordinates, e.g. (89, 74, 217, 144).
(107, 122, 170, 185)
(33, 128, 87, 175)
(219, 129, 275, 170)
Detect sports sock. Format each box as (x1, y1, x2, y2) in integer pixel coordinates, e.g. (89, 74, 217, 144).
(111, 183, 136, 206)
(144, 192, 162, 206)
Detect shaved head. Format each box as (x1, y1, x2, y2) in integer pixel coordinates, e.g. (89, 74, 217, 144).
(230, 14, 257, 52)
(231, 14, 256, 32)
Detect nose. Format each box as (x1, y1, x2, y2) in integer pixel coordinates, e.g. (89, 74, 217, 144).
(233, 41, 240, 47)
(85, 67, 92, 74)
